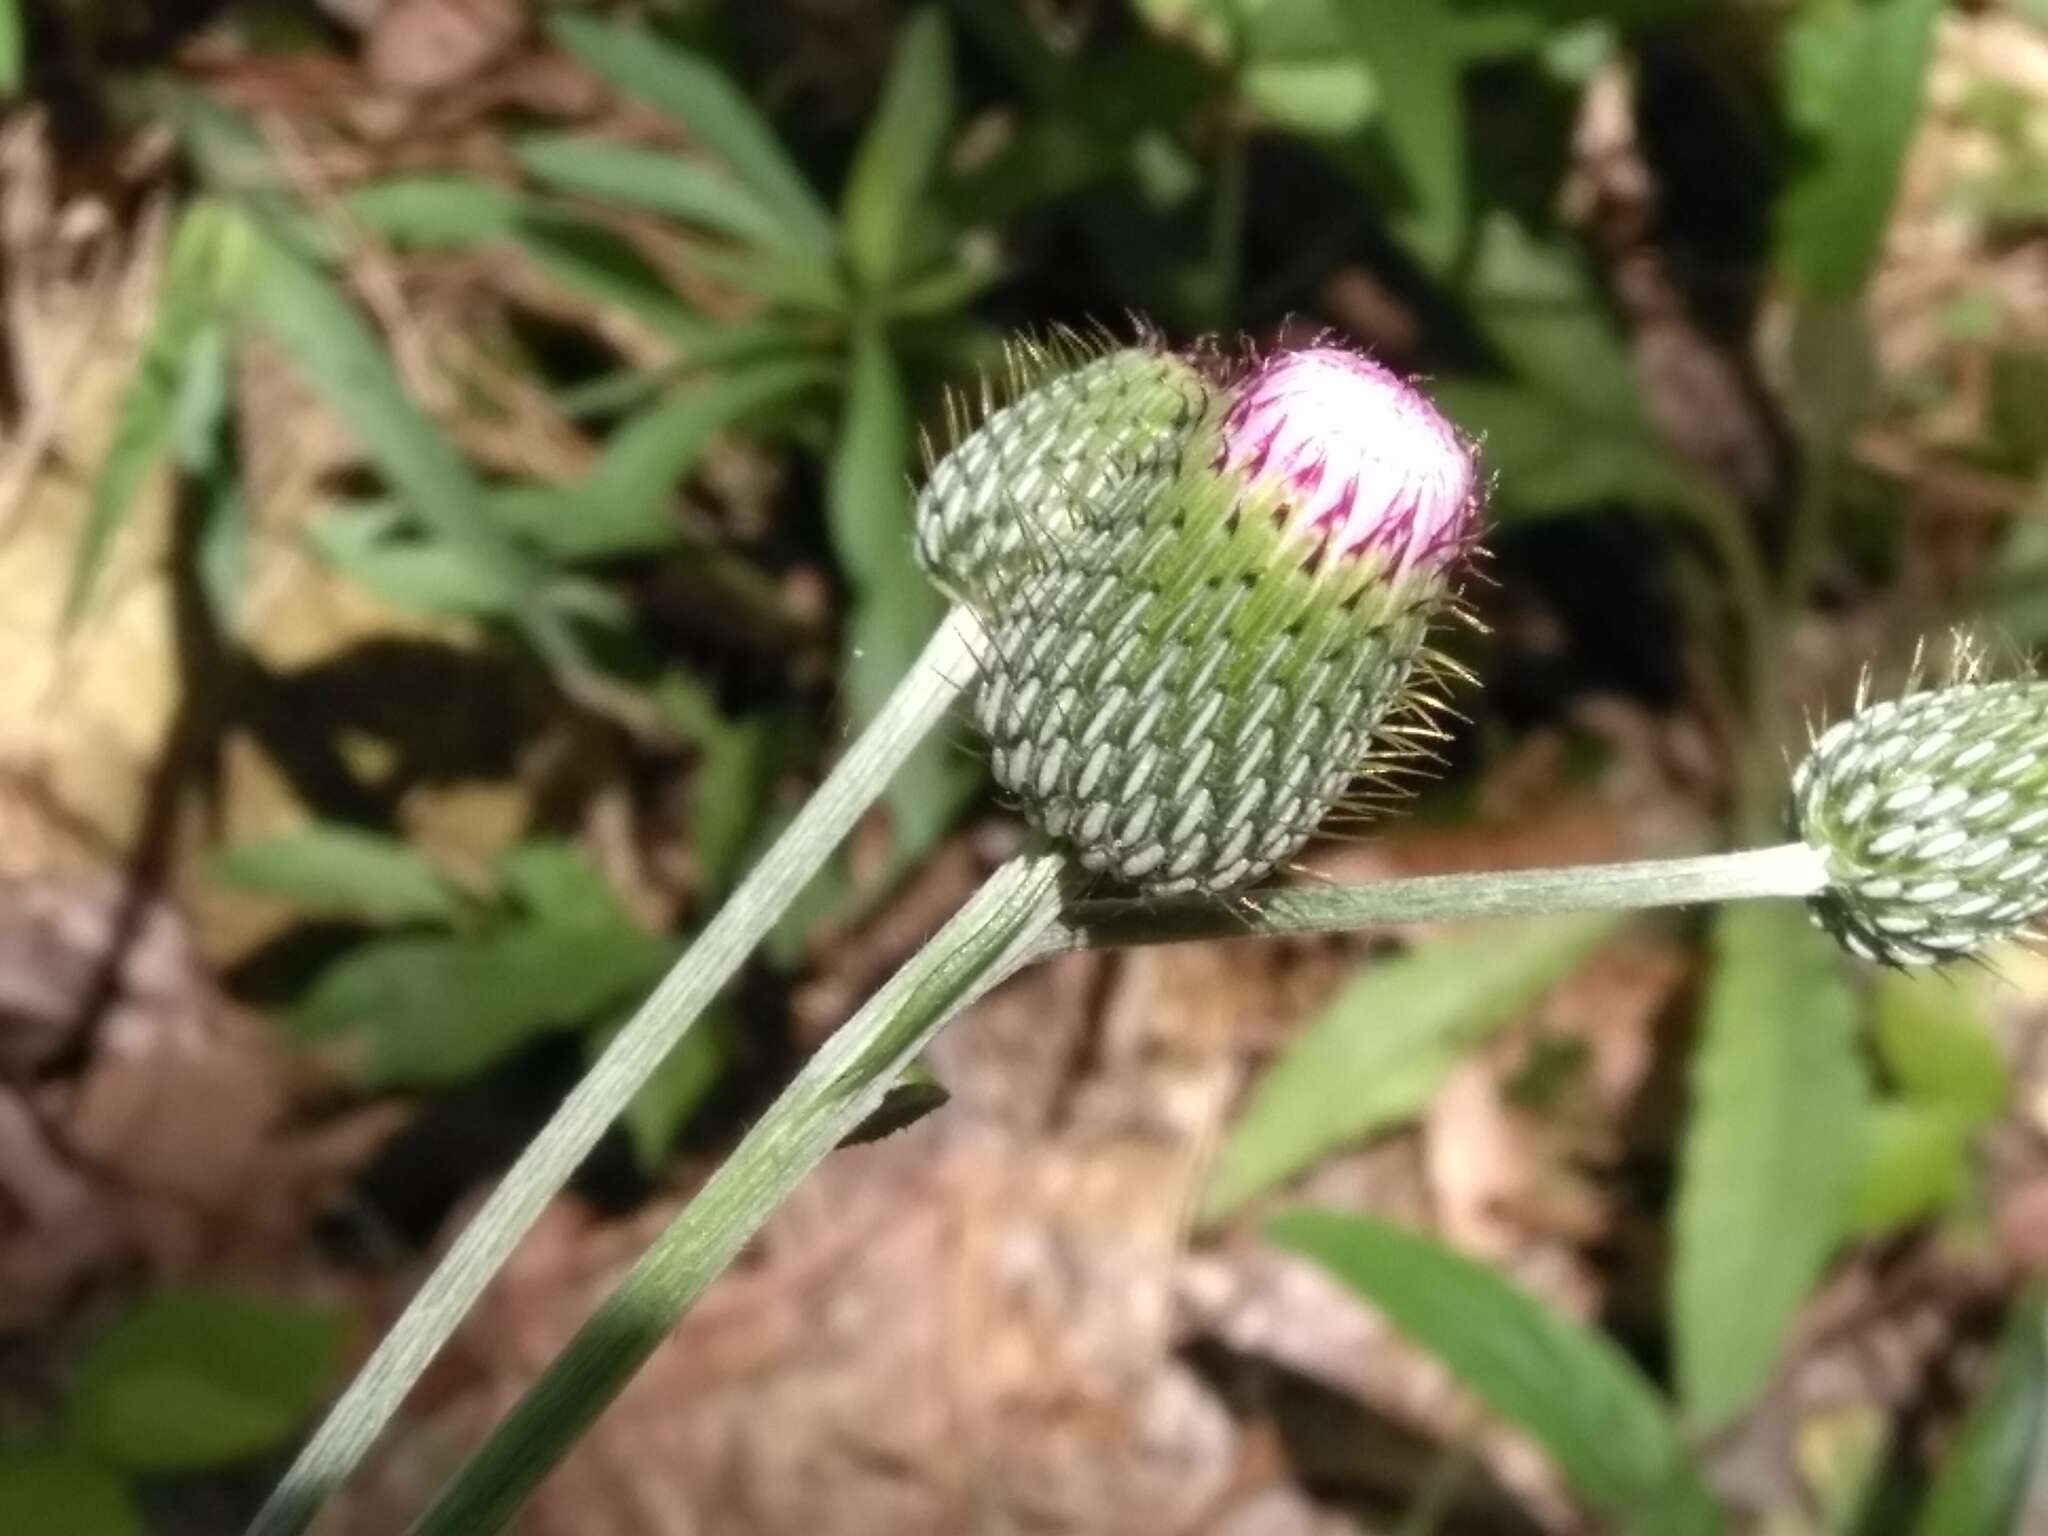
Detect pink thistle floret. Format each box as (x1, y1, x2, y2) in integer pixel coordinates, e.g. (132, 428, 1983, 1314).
(1220, 344, 1478, 576)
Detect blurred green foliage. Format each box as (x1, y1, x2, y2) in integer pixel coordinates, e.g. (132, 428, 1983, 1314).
(39, 0, 2048, 1525)
(0, 1290, 340, 1534)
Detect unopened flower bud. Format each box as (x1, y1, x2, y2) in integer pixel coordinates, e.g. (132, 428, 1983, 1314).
(1791, 678, 2048, 965)
(914, 338, 1210, 605)
(975, 342, 1479, 894)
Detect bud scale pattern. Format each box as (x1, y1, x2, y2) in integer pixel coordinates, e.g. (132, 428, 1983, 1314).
(1791, 679, 2048, 965)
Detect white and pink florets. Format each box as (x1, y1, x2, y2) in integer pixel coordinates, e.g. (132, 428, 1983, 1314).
(1220, 344, 1478, 577)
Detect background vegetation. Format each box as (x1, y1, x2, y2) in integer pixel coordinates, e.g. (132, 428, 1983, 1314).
(3, 0, 2048, 1530)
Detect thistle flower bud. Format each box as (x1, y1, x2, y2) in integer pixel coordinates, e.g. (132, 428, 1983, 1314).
(913, 339, 1211, 605)
(975, 343, 1479, 895)
(1791, 678, 2048, 965)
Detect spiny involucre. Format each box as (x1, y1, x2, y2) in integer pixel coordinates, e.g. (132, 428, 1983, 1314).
(913, 335, 1210, 606)
(970, 342, 1480, 894)
(1792, 673, 2048, 966)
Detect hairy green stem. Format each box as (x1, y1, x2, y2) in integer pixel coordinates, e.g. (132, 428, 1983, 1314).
(1030, 842, 1829, 958)
(407, 847, 1071, 1536)
(247, 606, 986, 1536)
(397, 839, 1825, 1534)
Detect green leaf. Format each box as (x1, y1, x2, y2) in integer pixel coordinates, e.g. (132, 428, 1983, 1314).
(1869, 967, 2010, 1127)
(1463, 214, 1641, 417)
(1847, 1101, 1970, 1237)
(1434, 381, 1708, 520)
(590, 1003, 731, 1172)
(1777, 0, 1943, 298)
(64, 201, 238, 627)
(346, 176, 527, 248)
(1271, 1212, 1722, 1536)
(654, 674, 778, 898)
(234, 225, 538, 616)
(1201, 913, 1620, 1222)
(514, 134, 797, 254)
(305, 504, 525, 620)
(553, 357, 833, 562)
(213, 825, 464, 925)
(0, 0, 21, 99)
(507, 215, 709, 348)
(494, 840, 628, 928)
(65, 1290, 342, 1472)
(292, 916, 672, 1088)
(548, 15, 836, 255)
(1672, 904, 1867, 1432)
(841, 9, 956, 289)
(1338, 0, 1466, 268)
(827, 326, 974, 860)
(0, 1446, 140, 1536)
(1915, 1290, 2048, 1536)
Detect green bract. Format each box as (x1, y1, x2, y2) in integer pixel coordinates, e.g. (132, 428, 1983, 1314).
(1791, 679, 2048, 965)
(912, 339, 1210, 606)
(974, 414, 1455, 895)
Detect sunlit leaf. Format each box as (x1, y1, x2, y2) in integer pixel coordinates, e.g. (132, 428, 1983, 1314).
(305, 504, 525, 620)
(508, 215, 709, 347)
(1672, 904, 1867, 1432)
(1272, 1212, 1721, 1536)
(292, 918, 671, 1088)
(842, 8, 956, 289)
(213, 825, 464, 925)
(1339, 0, 1466, 267)
(515, 134, 796, 253)
(64, 201, 239, 626)
(828, 325, 977, 860)
(549, 14, 836, 254)
(1847, 1101, 1971, 1237)
(0, 0, 20, 99)
(1915, 1290, 2048, 1536)
(1777, 0, 1942, 298)
(346, 176, 526, 248)
(1202, 913, 1620, 1221)
(65, 1290, 342, 1473)
(0, 1446, 140, 1536)
(1870, 967, 2009, 1127)
(236, 224, 537, 614)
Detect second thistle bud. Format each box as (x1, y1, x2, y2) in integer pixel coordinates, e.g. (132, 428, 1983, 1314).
(1792, 675, 2048, 965)
(974, 344, 1478, 894)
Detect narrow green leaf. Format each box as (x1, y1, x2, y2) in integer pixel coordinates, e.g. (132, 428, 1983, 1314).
(1433, 381, 1707, 521)
(1463, 214, 1642, 417)
(1337, 0, 1467, 267)
(1672, 903, 1867, 1432)
(494, 841, 630, 928)
(345, 176, 527, 248)
(654, 674, 778, 898)
(548, 14, 836, 253)
(1777, 0, 1943, 298)
(1272, 1212, 1722, 1536)
(514, 135, 795, 254)
(235, 225, 537, 612)
(507, 215, 709, 348)
(64, 202, 233, 626)
(0, 0, 21, 99)
(0, 1446, 141, 1536)
(590, 1004, 731, 1172)
(65, 1290, 342, 1473)
(304, 504, 524, 620)
(827, 326, 974, 859)
(291, 919, 671, 1088)
(1847, 1101, 1970, 1237)
(212, 825, 463, 925)
(1914, 1290, 2048, 1536)
(1202, 913, 1620, 1221)
(560, 357, 834, 561)
(1870, 967, 2010, 1127)
(841, 8, 956, 289)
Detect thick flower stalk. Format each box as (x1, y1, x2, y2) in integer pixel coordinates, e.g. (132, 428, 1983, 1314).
(971, 344, 1479, 893)
(1791, 673, 2048, 965)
